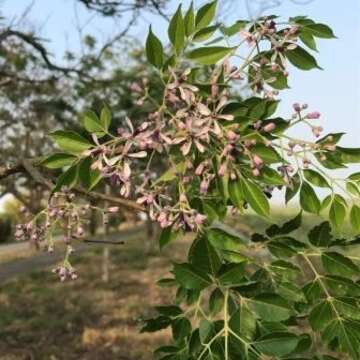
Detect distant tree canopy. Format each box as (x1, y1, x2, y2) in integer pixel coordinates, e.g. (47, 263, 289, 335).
(77, 0, 169, 18)
(0, 0, 167, 214)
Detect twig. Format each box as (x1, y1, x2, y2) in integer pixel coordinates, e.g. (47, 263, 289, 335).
(83, 239, 125, 245)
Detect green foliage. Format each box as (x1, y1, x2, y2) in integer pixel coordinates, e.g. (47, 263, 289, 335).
(187, 46, 235, 65)
(41, 1, 360, 358)
(146, 26, 164, 68)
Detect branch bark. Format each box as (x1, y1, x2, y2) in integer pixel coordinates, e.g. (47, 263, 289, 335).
(0, 159, 145, 212)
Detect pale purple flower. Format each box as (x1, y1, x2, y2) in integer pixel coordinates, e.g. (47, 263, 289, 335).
(306, 111, 321, 119)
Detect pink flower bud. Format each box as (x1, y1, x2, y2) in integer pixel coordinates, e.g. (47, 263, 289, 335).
(200, 179, 209, 194)
(252, 155, 263, 168)
(129, 82, 143, 93)
(218, 163, 227, 177)
(194, 213, 207, 225)
(76, 227, 84, 237)
(263, 123, 276, 132)
(312, 126, 323, 138)
(306, 111, 321, 119)
(195, 162, 205, 176)
(226, 130, 238, 141)
(107, 206, 119, 213)
(293, 103, 301, 112)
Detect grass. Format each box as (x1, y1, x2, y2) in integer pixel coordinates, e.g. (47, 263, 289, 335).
(0, 233, 189, 360)
(0, 210, 355, 359)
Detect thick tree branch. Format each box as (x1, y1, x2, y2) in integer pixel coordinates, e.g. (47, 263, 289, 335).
(0, 159, 144, 212)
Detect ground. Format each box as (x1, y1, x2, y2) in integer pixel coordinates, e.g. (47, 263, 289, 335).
(0, 232, 189, 360)
(0, 210, 353, 359)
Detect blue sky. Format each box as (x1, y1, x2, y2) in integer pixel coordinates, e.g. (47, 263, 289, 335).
(1, 0, 359, 208)
(3, 0, 359, 148)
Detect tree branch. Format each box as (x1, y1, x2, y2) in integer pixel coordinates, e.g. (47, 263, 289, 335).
(0, 29, 91, 78)
(0, 159, 144, 212)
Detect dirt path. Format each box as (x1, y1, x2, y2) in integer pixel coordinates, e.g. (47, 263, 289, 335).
(0, 225, 145, 283)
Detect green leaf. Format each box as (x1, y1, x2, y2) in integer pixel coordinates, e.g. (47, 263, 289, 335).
(168, 5, 185, 54)
(308, 221, 332, 247)
(266, 211, 302, 237)
(303, 279, 323, 304)
(209, 288, 224, 315)
(329, 198, 346, 230)
(322, 252, 360, 277)
(277, 282, 306, 302)
(188, 236, 221, 275)
(332, 297, 360, 320)
(350, 205, 360, 234)
(346, 182, 360, 196)
(187, 46, 234, 65)
(286, 46, 321, 70)
(53, 165, 78, 193)
(337, 146, 360, 163)
(316, 132, 345, 145)
(254, 332, 299, 357)
(252, 144, 281, 164)
(228, 179, 244, 210)
(240, 177, 270, 217)
(100, 104, 112, 132)
(324, 275, 360, 297)
(323, 319, 360, 358)
(195, 1, 217, 30)
(193, 25, 218, 42)
(207, 227, 244, 251)
(146, 26, 164, 68)
(269, 260, 301, 281)
(141, 316, 171, 333)
(173, 263, 211, 290)
(159, 226, 173, 250)
(184, 2, 195, 36)
(83, 110, 105, 136)
(155, 162, 187, 184)
(217, 263, 247, 286)
(41, 153, 77, 169)
(299, 181, 320, 214)
(199, 319, 216, 344)
(267, 240, 297, 258)
(349, 172, 360, 182)
(303, 169, 330, 188)
(305, 23, 336, 38)
(229, 302, 256, 341)
(260, 167, 286, 186)
(299, 30, 317, 51)
(250, 293, 292, 322)
(309, 300, 335, 331)
(285, 174, 300, 204)
(171, 317, 191, 341)
(78, 157, 102, 190)
(157, 278, 176, 288)
(156, 305, 183, 317)
(50, 130, 92, 154)
(221, 20, 247, 37)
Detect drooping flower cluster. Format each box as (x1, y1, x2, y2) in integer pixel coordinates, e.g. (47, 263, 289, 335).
(25, 7, 356, 283)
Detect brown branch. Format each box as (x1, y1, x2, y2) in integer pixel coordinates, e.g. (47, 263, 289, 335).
(149, 0, 169, 21)
(0, 162, 25, 180)
(0, 29, 90, 78)
(84, 239, 125, 244)
(0, 159, 145, 212)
